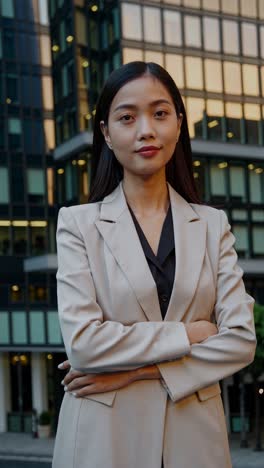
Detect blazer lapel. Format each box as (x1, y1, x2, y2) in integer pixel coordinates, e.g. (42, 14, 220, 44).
(95, 182, 162, 322)
(164, 184, 207, 322)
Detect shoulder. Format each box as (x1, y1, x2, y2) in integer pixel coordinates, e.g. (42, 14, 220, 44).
(58, 202, 101, 225)
(190, 203, 229, 235)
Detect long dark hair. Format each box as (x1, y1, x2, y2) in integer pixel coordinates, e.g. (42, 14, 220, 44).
(89, 61, 200, 204)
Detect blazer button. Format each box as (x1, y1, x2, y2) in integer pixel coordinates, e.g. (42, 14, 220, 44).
(160, 294, 168, 303)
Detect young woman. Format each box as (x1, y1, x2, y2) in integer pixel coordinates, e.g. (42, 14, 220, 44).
(52, 62, 256, 468)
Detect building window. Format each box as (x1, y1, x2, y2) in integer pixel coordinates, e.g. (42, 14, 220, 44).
(229, 166, 246, 202)
(0, 312, 9, 345)
(184, 15, 201, 48)
(249, 166, 264, 204)
(210, 161, 228, 201)
(203, 17, 220, 52)
(202, 0, 219, 11)
(29, 311, 45, 344)
(27, 169, 45, 204)
(232, 209, 248, 221)
(183, 0, 200, 7)
(6, 74, 18, 103)
(10, 284, 24, 303)
(143, 7, 161, 43)
(28, 284, 48, 302)
(0, 168, 9, 203)
(252, 227, 264, 256)
(3, 30, 15, 59)
(164, 10, 182, 46)
(223, 62, 242, 95)
(240, 0, 257, 17)
(121, 3, 142, 41)
(42, 76, 54, 110)
(222, 20, 239, 55)
(206, 99, 224, 141)
(13, 226, 27, 255)
(39, 34, 52, 66)
(225, 102, 242, 143)
(204, 59, 223, 93)
(30, 226, 47, 255)
(47, 311, 62, 345)
(244, 104, 260, 145)
(185, 56, 203, 90)
(47, 168, 54, 205)
(165, 54, 184, 89)
(186, 97, 205, 138)
(241, 23, 258, 57)
(144, 51, 163, 66)
(8, 118, 22, 149)
(0, 226, 10, 255)
(232, 225, 249, 258)
(75, 10, 87, 46)
(11, 311, 27, 344)
(123, 48, 143, 64)
(1, 0, 14, 17)
(242, 64, 259, 96)
(221, 0, 239, 14)
(260, 0, 264, 19)
(44, 119, 55, 151)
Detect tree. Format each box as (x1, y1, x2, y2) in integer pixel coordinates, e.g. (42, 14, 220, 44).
(247, 303, 264, 451)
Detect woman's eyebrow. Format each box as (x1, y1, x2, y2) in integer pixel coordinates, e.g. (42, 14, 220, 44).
(113, 99, 173, 113)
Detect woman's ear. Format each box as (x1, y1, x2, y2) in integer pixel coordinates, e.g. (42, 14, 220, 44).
(100, 120, 113, 149)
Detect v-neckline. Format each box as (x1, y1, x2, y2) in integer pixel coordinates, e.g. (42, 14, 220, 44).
(128, 204, 172, 265)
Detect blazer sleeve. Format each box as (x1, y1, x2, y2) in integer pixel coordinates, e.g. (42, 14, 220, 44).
(56, 206, 191, 372)
(158, 210, 257, 402)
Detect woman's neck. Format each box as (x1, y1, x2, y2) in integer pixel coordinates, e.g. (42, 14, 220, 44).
(122, 173, 169, 217)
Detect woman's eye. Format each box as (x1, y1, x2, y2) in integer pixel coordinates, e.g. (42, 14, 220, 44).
(155, 110, 168, 118)
(120, 114, 133, 122)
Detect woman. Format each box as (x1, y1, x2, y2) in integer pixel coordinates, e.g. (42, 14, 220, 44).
(53, 62, 256, 468)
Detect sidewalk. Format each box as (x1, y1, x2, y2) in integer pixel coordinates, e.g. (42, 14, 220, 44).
(0, 432, 263, 466)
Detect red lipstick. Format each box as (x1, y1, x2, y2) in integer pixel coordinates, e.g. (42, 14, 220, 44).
(135, 146, 161, 157)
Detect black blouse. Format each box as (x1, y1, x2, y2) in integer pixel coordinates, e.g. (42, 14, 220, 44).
(128, 204, 175, 319)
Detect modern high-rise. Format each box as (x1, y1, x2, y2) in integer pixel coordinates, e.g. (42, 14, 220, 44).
(0, 0, 263, 434)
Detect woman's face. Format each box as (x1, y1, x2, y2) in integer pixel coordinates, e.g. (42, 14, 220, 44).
(101, 74, 182, 180)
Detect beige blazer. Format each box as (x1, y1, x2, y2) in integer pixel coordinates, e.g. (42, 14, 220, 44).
(53, 181, 256, 468)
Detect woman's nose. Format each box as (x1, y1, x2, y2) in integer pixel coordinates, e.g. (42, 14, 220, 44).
(137, 117, 156, 140)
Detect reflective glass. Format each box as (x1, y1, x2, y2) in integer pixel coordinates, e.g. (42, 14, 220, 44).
(123, 48, 144, 64)
(28, 169, 45, 202)
(260, 26, 264, 59)
(0, 227, 10, 255)
(230, 166, 246, 202)
(225, 102, 242, 143)
(121, 3, 142, 40)
(261, 67, 264, 97)
(184, 15, 201, 48)
(241, 23, 258, 57)
(29, 311, 45, 344)
(166, 0, 181, 4)
(204, 59, 222, 93)
(164, 10, 182, 46)
(221, 0, 239, 14)
(40, 35, 52, 66)
(260, 0, 264, 19)
(232, 226, 249, 257)
(223, 62, 242, 95)
(203, 17, 220, 52)
(210, 162, 227, 197)
(242, 65, 259, 96)
(252, 227, 264, 254)
(202, 0, 219, 10)
(144, 51, 163, 66)
(232, 210, 248, 221)
(30, 227, 46, 255)
(0, 312, 9, 344)
(47, 168, 54, 205)
(13, 227, 27, 255)
(2, 0, 14, 17)
(47, 311, 62, 344)
(165, 54, 184, 88)
(183, 0, 200, 7)
(12, 311, 27, 344)
(186, 97, 205, 138)
(206, 100, 224, 140)
(38, 0, 48, 24)
(249, 168, 264, 203)
(240, 0, 257, 17)
(143, 7, 161, 43)
(0, 168, 9, 203)
(42, 76, 54, 110)
(252, 210, 264, 221)
(185, 56, 203, 89)
(244, 104, 261, 145)
(44, 120, 55, 150)
(222, 20, 239, 55)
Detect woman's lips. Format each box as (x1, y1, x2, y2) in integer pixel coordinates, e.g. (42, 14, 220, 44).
(136, 147, 161, 158)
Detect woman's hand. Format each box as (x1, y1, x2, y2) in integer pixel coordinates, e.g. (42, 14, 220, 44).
(185, 320, 218, 345)
(58, 360, 161, 397)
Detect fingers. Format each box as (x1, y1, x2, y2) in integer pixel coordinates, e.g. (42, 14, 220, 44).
(64, 375, 95, 391)
(63, 370, 88, 386)
(70, 385, 97, 398)
(57, 360, 70, 370)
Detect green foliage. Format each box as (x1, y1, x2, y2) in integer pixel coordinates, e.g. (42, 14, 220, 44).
(38, 411, 51, 425)
(248, 303, 264, 378)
